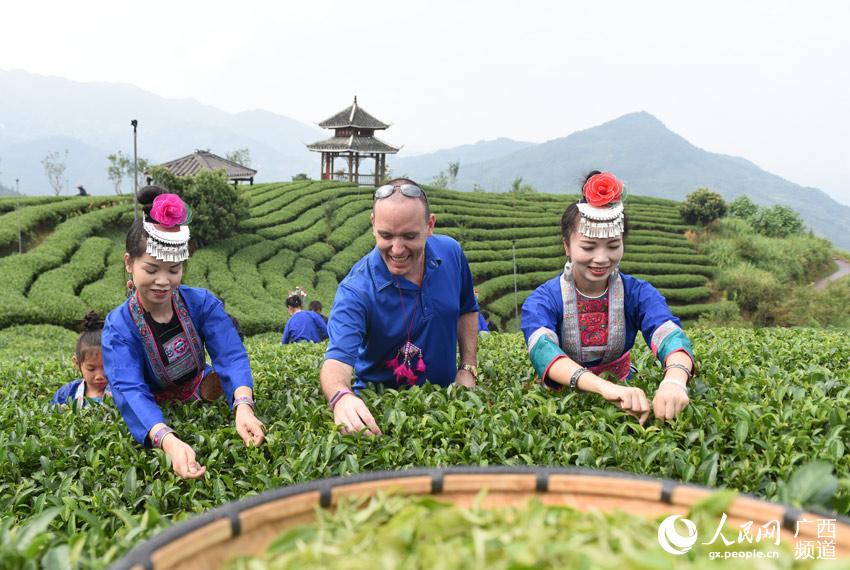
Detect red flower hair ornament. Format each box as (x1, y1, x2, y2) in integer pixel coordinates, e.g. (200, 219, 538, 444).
(575, 172, 625, 239)
(150, 194, 191, 228)
(583, 172, 623, 207)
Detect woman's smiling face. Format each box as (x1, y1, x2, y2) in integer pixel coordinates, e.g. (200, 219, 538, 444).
(124, 251, 183, 310)
(564, 232, 624, 293)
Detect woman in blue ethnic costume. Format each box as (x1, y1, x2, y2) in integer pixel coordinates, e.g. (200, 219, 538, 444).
(521, 171, 694, 424)
(103, 187, 265, 480)
(281, 287, 328, 344)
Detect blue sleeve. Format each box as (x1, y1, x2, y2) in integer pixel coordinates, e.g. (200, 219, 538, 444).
(317, 313, 329, 341)
(325, 282, 369, 367)
(196, 289, 253, 405)
(477, 313, 489, 332)
(457, 245, 479, 314)
(520, 281, 562, 346)
(630, 279, 694, 366)
(51, 380, 81, 406)
(102, 313, 165, 446)
(281, 319, 293, 345)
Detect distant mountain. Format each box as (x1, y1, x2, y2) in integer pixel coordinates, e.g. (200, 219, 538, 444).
(0, 69, 324, 194)
(390, 138, 534, 182)
(399, 112, 850, 250)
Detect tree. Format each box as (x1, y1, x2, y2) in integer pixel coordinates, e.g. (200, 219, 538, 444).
(226, 148, 251, 167)
(42, 150, 69, 196)
(447, 161, 460, 188)
(472, 184, 486, 193)
(728, 195, 759, 219)
(107, 151, 150, 195)
(750, 205, 805, 238)
(291, 173, 311, 181)
(510, 176, 536, 194)
(430, 171, 449, 189)
(679, 187, 727, 225)
(147, 166, 248, 246)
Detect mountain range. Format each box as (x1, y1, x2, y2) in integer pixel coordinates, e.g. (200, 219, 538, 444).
(1, 69, 847, 249)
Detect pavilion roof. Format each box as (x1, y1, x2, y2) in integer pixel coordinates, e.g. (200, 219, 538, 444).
(307, 135, 400, 154)
(317, 96, 391, 130)
(156, 150, 257, 180)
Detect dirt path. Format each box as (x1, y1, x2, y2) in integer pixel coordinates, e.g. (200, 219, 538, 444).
(815, 258, 850, 290)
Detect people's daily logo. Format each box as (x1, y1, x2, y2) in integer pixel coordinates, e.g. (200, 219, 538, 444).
(658, 515, 698, 555)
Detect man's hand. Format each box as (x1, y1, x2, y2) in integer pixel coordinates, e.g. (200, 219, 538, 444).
(334, 393, 382, 436)
(652, 381, 690, 421)
(235, 404, 266, 446)
(454, 368, 476, 388)
(161, 435, 206, 479)
(598, 382, 651, 425)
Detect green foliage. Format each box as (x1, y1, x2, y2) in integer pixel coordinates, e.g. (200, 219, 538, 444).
(679, 188, 726, 226)
(716, 263, 782, 322)
(291, 173, 311, 181)
(148, 167, 250, 246)
(225, 148, 251, 167)
(750, 205, 805, 238)
(0, 181, 730, 333)
(727, 195, 758, 219)
(1, 328, 849, 566)
(106, 152, 151, 196)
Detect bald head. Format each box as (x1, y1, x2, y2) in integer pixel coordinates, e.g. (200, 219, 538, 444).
(372, 178, 431, 221)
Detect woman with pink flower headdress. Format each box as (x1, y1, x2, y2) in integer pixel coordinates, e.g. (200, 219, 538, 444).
(521, 171, 695, 425)
(102, 186, 264, 480)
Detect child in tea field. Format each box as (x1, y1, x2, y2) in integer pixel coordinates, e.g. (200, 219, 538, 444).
(102, 187, 264, 480)
(281, 287, 328, 344)
(522, 171, 694, 425)
(51, 311, 111, 406)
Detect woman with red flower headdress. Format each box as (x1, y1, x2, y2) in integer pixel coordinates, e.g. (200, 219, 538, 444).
(102, 186, 264, 480)
(521, 171, 695, 425)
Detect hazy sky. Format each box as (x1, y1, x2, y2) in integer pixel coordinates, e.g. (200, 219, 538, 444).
(2, 0, 849, 204)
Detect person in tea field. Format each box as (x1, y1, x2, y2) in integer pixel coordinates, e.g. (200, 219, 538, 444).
(51, 311, 112, 406)
(102, 187, 264, 480)
(308, 300, 328, 323)
(474, 288, 490, 334)
(321, 178, 480, 435)
(281, 287, 328, 344)
(521, 171, 694, 424)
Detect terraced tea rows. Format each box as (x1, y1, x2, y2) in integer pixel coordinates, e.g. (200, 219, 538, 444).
(0, 182, 724, 334)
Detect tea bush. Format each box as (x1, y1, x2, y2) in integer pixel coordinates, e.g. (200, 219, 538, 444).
(1, 327, 848, 568)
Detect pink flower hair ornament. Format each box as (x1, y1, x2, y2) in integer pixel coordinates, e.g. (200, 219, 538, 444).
(150, 194, 191, 228)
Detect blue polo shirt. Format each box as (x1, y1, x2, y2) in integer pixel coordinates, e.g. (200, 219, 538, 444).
(326, 234, 478, 389)
(281, 310, 328, 344)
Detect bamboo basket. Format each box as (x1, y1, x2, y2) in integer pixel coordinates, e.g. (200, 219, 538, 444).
(111, 466, 850, 569)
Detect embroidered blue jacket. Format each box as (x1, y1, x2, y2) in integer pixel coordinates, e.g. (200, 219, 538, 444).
(521, 272, 693, 382)
(282, 310, 328, 344)
(103, 285, 253, 446)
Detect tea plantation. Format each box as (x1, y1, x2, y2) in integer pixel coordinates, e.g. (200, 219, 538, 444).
(0, 326, 849, 567)
(0, 181, 727, 335)
(1, 183, 847, 568)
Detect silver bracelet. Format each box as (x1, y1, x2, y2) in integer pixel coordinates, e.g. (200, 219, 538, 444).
(659, 379, 689, 395)
(663, 363, 693, 381)
(569, 367, 588, 390)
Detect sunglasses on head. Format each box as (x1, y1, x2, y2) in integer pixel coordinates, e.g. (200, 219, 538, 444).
(374, 183, 428, 201)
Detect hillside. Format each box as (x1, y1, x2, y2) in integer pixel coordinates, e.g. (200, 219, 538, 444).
(394, 112, 850, 250)
(0, 182, 723, 334)
(0, 69, 323, 194)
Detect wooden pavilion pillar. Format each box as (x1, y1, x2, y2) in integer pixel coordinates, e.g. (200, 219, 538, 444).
(347, 152, 353, 182)
(354, 154, 360, 185)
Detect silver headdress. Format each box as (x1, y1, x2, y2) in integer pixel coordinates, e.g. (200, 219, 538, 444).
(142, 221, 190, 262)
(576, 201, 625, 239)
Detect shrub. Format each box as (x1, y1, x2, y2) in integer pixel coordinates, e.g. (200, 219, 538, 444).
(750, 205, 805, 238)
(147, 167, 250, 246)
(679, 188, 727, 226)
(728, 195, 759, 219)
(715, 263, 782, 318)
